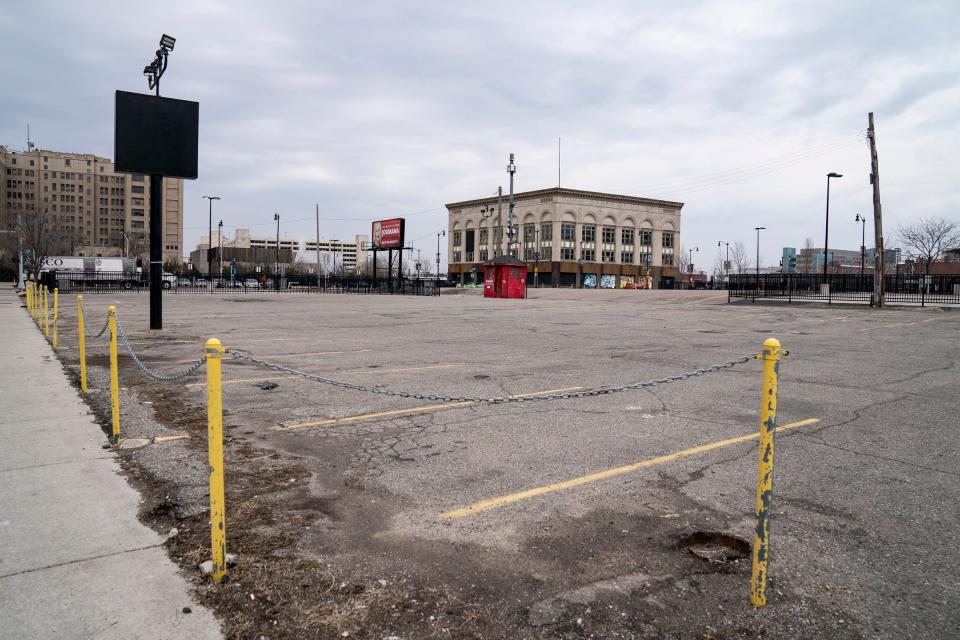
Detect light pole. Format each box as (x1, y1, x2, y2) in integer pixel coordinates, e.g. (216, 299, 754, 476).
(686, 246, 699, 289)
(217, 219, 224, 279)
(718, 241, 730, 286)
(436, 229, 445, 291)
(755, 227, 765, 284)
(823, 172, 843, 278)
(507, 154, 516, 258)
(203, 195, 220, 276)
(273, 213, 280, 289)
(534, 226, 540, 288)
(855, 213, 866, 280)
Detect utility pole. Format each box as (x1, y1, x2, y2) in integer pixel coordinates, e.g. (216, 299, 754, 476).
(496, 186, 503, 258)
(315, 204, 320, 279)
(507, 154, 516, 258)
(203, 195, 220, 276)
(868, 112, 885, 307)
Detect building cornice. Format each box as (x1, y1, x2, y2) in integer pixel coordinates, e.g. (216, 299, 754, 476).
(445, 187, 683, 211)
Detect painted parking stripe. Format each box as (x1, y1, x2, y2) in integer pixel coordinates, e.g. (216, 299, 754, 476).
(277, 386, 585, 431)
(439, 418, 821, 520)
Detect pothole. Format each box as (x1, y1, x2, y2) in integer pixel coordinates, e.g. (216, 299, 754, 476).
(676, 531, 750, 564)
(473, 374, 490, 379)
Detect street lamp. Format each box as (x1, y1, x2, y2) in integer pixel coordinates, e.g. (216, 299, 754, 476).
(217, 219, 224, 279)
(507, 154, 516, 257)
(688, 246, 699, 270)
(203, 195, 220, 276)
(855, 213, 867, 281)
(718, 241, 730, 284)
(436, 229, 445, 291)
(823, 172, 843, 278)
(273, 213, 280, 287)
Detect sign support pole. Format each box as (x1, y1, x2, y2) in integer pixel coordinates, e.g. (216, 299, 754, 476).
(149, 174, 163, 330)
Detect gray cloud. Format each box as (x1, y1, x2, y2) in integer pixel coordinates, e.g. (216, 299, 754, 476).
(2, 0, 957, 265)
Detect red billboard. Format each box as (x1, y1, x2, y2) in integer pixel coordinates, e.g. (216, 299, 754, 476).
(371, 218, 405, 249)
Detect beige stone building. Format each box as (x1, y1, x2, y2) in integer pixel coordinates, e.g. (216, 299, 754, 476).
(446, 187, 683, 288)
(0, 145, 183, 264)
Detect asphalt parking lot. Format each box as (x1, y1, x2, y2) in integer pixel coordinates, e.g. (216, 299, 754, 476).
(52, 289, 959, 639)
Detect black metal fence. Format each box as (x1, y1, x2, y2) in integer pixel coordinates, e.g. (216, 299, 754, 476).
(728, 273, 960, 306)
(40, 271, 439, 297)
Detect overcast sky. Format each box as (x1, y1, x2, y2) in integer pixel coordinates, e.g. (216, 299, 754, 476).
(2, 1, 957, 269)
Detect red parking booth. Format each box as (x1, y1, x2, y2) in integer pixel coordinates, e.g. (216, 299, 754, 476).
(483, 256, 527, 299)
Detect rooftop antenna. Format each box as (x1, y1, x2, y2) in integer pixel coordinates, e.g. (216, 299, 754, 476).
(558, 136, 561, 188)
(26, 124, 35, 151)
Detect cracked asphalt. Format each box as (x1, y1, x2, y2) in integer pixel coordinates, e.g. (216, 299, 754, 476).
(54, 288, 959, 638)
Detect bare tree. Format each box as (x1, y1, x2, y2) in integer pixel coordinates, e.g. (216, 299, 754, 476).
(419, 255, 435, 276)
(802, 237, 816, 273)
(711, 248, 725, 281)
(730, 241, 749, 274)
(17, 207, 66, 276)
(676, 245, 691, 275)
(898, 217, 959, 275)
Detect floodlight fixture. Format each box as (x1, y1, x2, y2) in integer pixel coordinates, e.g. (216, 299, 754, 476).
(143, 34, 175, 95)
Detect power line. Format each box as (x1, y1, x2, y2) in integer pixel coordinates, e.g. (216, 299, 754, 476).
(629, 131, 868, 197)
(643, 136, 868, 199)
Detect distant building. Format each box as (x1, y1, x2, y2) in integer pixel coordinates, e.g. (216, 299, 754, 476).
(446, 187, 683, 288)
(781, 247, 797, 273)
(0, 145, 184, 264)
(796, 246, 897, 273)
(193, 228, 368, 274)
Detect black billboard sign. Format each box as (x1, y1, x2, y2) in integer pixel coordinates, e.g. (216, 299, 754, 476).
(114, 90, 199, 179)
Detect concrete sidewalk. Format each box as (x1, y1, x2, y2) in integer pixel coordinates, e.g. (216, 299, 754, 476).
(0, 289, 221, 639)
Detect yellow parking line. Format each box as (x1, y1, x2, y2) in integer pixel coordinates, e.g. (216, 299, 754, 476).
(856, 317, 940, 332)
(278, 386, 584, 431)
(766, 316, 849, 328)
(261, 349, 373, 359)
(439, 418, 821, 520)
(175, 348, 372, 364)
(684, 294, 728, 305)
(339, 363, 463, 376)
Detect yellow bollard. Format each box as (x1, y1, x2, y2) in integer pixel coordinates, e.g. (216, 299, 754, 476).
(43, 285, 50, 338)
(77, 295, 88, 393)
(52, 288, 59, 349)
(205, 338, 227, 582)
(26, 281, 32, 313)
(751, 337, 781, 608)
(33, 282, 40, 323)
(108, 306, 120, 444)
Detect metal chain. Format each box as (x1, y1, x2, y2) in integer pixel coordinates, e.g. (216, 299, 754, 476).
(114, 316, 206, 382)
(229, 349, 757, 404)
(80, 302, 110, 340)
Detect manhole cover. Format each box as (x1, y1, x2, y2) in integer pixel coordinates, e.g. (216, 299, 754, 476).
(676, 531, 750, 564)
